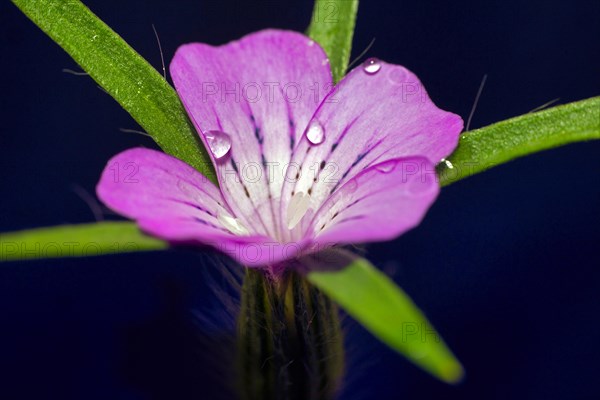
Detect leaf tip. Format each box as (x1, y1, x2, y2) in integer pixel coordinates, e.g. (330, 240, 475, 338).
(438, 359, 465, 385)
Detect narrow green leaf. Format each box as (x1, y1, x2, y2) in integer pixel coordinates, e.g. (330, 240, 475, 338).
(439, 97, 600, 186)
(307, 257, 464, 384)
(307, 0, 359, 82)
(0, 222, 167, 261)
(11, 0, 215, 181)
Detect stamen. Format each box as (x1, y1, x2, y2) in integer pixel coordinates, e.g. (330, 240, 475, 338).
(286, 191, 311, 230)
(217, 208, 249, 235)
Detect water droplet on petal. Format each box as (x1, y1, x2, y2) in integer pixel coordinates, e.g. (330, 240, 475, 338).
(203, 130, 232, 159)
(387, 67, 407, 84)
(305, 120, 325, 145)
(217, 208, 249, 236)
(363, 57, 382, 75)
(345, 179, 359, 194)
(286, 191, 311, 230)
(307, 39, 315, 47)
(375, 161, 396, 174)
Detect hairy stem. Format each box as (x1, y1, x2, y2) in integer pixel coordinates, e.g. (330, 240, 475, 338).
(237, 269, 344, 400)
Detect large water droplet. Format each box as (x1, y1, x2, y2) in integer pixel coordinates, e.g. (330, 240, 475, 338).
(363, 58, 382, 75)
(305, 120, 325, 145)
(286, 191, 311, 230)
(203, 130, 232, 159)
(217, 208, 249, 235)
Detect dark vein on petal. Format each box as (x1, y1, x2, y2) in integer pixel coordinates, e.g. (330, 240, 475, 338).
(283, 88, 297, 152)
(225, 156, 272, 237)
(165, 197, 215, 216)
(149, 167, 224, 206)
(301, 115, 363, 202)
(211, 106, 224, 131)
(192, 217, 225, 230)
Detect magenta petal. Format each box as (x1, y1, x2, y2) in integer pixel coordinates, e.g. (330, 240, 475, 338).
(96, 148, 305, 266)
(170, 29, 333, 240)
(311, 157, 440, 246)
(281, 61, 462, 227)
(97, 148, 231, 225)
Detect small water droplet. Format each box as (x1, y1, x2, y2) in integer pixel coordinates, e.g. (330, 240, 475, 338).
(440, 158, 454, 169)
(307, 40, 315, 47)
(363, 58, 382, 75)
(387, 67, 407, 84)
(305, 120, 326, 145)
(345, 179, 359, 193)
(217, 208, 249, 235)
(203, 130, 232, 159)
(375, 161, 396, 174)
(286, 191, 311, 230)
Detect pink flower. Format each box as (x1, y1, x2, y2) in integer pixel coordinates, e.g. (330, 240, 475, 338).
(97, 30, 462, 271)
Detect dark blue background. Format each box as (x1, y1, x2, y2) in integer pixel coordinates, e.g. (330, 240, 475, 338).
(1, 0, 599, 399)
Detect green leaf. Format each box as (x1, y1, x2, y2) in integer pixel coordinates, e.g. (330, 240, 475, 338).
(306, 256, 464, 384)
(0, 222, 167, 261)
(11, 0, 215, 182)
(307, 0, 359, 82)
(438, 97, 600, 186)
